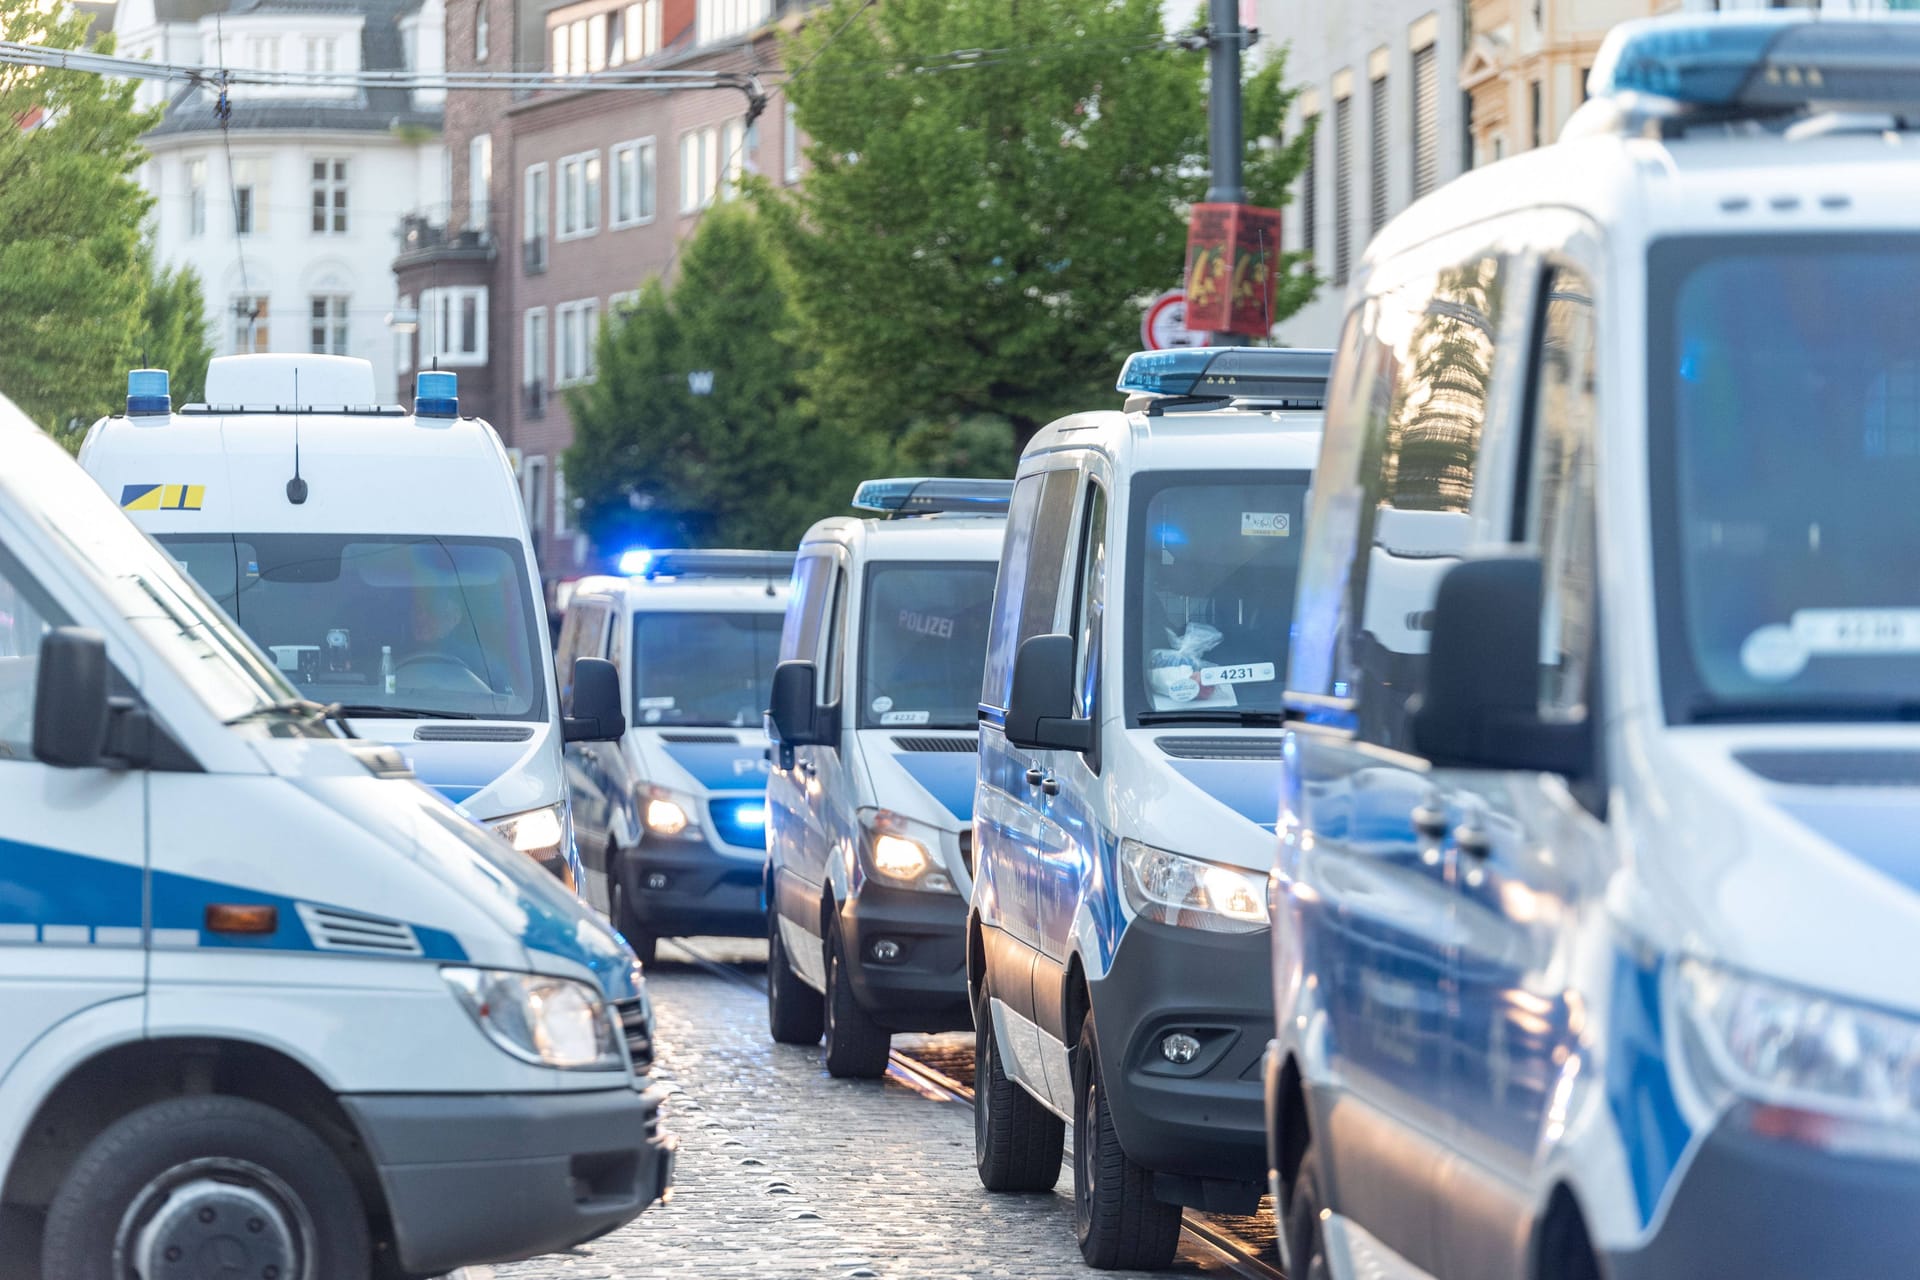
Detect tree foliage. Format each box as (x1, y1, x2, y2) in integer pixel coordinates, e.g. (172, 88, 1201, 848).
(0, 0, 157, 434)
(566, 204, 881, 551)
(763, 0, 1316, 448)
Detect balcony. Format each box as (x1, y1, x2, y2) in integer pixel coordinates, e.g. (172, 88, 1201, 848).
(393, 213, 496, 273)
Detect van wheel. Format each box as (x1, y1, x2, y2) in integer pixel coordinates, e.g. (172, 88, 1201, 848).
(610, 862, 658, 968)
(768, 909, 824, 1045)
(42, 1095, 370, 1280)
(823, 923, 891, 1079)
(1074, 1012, 1181, 1271)
(1283, 1144, 1332, 1280)
(974, 981, 1064, 1192)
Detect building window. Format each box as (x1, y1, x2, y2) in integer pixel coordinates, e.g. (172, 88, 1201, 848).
(310, 157, 347, 234)
(559, 151, 601, 238)
(523, 162, 549, 271)
(1369, 72, 1388, 235)
(304, 36, 336, 72)
(231, 295, 269, 354)
(396, 293, 414, 374)
(679, 125, 721, 212)
(310, 295, 349, 354)
(783, 100, 800, 183)
(1412, 42, 1439, 200)
(611, 138, 656, 227)
(697, 0, 770, 45)
(556, 299, 599, 386)
(549, 13, 613, 75)
(1332, 92, 1353, 285)
(523, 454, 549, 537)
(475, 1, 489, 60)
(1300, 115, 1317, 265)
(553, 461, 572, 537)
(723, 117, 754, 190)
(245, 35, 279, 70)
(523, 307, 548, 416)
(232, 157, 267, 235)
(609, 289, 640, 320)
(469, 133, 493, 233)
(1531, 79, 1544, 149)
(187, 156, 207, 237)
(615, 0, 661, 62)
(420, 286, 487, 366)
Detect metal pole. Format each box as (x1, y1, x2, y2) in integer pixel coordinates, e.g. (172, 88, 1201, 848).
(1206, 0, 1244, 205)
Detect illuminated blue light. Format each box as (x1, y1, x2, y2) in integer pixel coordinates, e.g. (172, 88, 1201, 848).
(1116, 347, 1334, 404)
(710, 797, 769, 849)
(415, 371, 459, 418)
(1116, 349, 1216, 397)
(618, 548, 655, 576)
(1152, 523, 1189, 548)
(736, 802, 767, 828)
(126, 368, 171, 417)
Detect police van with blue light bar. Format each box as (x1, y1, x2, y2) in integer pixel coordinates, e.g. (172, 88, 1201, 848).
(968, 347, 1329, 1269)
(80, 356, 623, 893)
(559, 549, 793, 965)
(1270, 13, 1920, 1280)
(0, 388, 670, 1277)
(764, 477, 1012, 1077)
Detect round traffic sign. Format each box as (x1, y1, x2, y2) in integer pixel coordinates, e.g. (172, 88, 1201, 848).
(1141, 289, 1209, 351)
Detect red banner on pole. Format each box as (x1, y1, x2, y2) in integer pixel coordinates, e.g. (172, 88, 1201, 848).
(1183, 203, 1283, 336)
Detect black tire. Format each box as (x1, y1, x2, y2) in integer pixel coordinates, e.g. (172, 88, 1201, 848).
(1283, 1144, 1332, 1280)
(768, 907, 825, 1045)
(1073, 1013, 1182, 1271)
(973, 981, 1065, 1192)
(823, 920, 891, 1079)
(42, 1095, 370, 1280)
(610, 857, 658, 968)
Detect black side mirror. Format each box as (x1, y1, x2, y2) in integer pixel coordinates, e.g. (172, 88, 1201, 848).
(34, 627, 111, 768)
(563, 656, 626, 743)
(1006, 633, 1095, 753)
(1410, 555, 1591, 776)
(768, 660, 837, 749)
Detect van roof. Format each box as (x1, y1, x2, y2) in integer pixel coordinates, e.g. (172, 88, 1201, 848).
(1023, 404, 1325, 475)
(797, 512, 1007, 563)
(569, 573, 792, 614)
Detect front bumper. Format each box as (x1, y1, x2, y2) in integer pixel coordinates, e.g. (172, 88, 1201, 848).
(344, 1085, 674, 1275)
(622, 839, 766, 938)
(838, 879, 970, 1032)
(1607, 1106, 1920, 1280)
(1086, 917, 1273, 1203)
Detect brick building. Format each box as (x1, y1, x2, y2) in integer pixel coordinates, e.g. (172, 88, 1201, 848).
(396, 0, 810, 601)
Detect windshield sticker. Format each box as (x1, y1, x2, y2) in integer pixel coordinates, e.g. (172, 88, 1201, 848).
(898, 608, 956, 640)
(1241, 512, 1290, 537)
(1741, 609, 1920, 682)
(1199, 662, 1276, 686)
(638, 696, 676, 709)
(871, 695, 894, 714)
(644, 708, 663, 724)
(1150, 623, 1244, 709)
(881, 710, 930, 726)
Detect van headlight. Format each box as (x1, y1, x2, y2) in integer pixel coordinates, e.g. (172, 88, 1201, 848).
(443, 967, 622, 1071)
(1119, 839, 1268, 933)
(643, 786, 703, 841)
(857, 809, 953, 893)
(490, 803, 570, 882)
(1678, 958, 1920, 1154)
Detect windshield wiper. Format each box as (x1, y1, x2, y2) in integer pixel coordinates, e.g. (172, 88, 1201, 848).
(224, 697, 351, 733)
(1135, 709, 1287, 728)
(333, 704, 484, 720)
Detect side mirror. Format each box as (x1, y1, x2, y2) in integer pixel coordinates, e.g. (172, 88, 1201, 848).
(1006, 633, 1095, 753)
(34, 627, 111, 768)
(768, 660, 837, 749)
(563, 656, 626, 743)
(1410, 555, 1591, 776)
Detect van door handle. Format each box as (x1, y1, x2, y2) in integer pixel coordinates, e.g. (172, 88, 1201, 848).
(1455, 822, 1492, 858)
(1025, 767, 1045, 788)
(1040, 776, 1059, 797)
(1411, 801, 1448, 839)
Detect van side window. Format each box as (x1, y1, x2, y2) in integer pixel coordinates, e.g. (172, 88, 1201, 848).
(780, 554, 831, 664)
(1526, 266, 1599, 722)
(822, 565, 849, 706)
(1071, 479, 1108, 719)
(557, 602, 609, 702)
(0, 550, 65, 760)
(1342, 253, 1513, 749)
(981, 469, 1079, 710)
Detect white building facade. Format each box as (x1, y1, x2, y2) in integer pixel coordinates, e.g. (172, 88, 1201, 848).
(120, 0, 448, 396)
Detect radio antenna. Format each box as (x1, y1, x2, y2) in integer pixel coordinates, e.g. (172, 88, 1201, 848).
(286, 369, 309, 504)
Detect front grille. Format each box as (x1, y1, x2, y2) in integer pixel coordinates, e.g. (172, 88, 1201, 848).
(708, 796, 769, 849)
(660, 731, 739, 744)
(892, 735, 977, 753)
(958, 828, 974, 876)
(1155, 736, 1285, 761)
(614, 995, 654, 1075)
(414, 724, 535, 742)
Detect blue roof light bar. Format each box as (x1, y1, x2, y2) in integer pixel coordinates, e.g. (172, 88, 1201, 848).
(1116, 346, 1334, 406)
(1589, 13, 1920, 113)
(415, 370, 459, 418)
(126, 368, 171, 417)
(641, 549, 798, 580)
(851, 477, 1015, 517)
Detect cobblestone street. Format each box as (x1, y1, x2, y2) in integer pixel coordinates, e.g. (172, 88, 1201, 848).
(457, 939, 1279, 1280)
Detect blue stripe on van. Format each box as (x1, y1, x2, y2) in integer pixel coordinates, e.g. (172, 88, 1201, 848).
(661, 742, 772, 792)
(1606, 949, 1692, 1227)
(892, 752, 977, 823)
(1165, 758, 1283, 831)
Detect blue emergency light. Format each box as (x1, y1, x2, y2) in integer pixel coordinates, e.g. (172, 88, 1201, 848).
(1115, 347, 1334, 406)
(415, 371, 458, 418)
(617, 548, 656, 576)
(851, 477, 1014, 517)
(641, 549, 797, 580)
(1590, 13, 1920, 112)
(126, 369, 171, 417)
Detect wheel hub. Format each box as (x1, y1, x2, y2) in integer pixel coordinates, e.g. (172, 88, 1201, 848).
(127, 1165, 301, 1280)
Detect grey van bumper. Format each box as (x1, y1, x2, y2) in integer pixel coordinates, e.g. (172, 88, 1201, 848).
(344, 1085, 674, 1274)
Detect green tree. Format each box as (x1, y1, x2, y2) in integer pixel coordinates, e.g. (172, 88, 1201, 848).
(763, 0, 1315, 450)
(889, 413, 1018, 478)
(0, 0, 156, 434)
(137, 239, 214, 405)
(566, 204, 882, 553)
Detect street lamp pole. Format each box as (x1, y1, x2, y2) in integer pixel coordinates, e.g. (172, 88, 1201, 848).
(1206, 0, 1245, 205)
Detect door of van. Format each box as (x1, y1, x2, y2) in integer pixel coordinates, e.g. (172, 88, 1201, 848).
(0, 537, 146, 1079)
(560, 597, 617, 908)
(768, 548, 844, 985)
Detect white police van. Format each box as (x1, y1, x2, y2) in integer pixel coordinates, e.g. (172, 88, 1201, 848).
(765, 478, 1010, 1077)
(561, 550, 792, 965)
(970, 348, 1329, 1270)
(79, 357, 622, 892)
(0, 389, 669, 1278)
(1270, 14, 1920, 1279)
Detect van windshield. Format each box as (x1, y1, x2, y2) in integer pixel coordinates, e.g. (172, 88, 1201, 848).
(1651, 236, 1920, 721)
(632, 612, 782, 727)
(1126, 472, 1310, 724)
(860, 561, 998, 729)
(161, 534, 545, 721)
